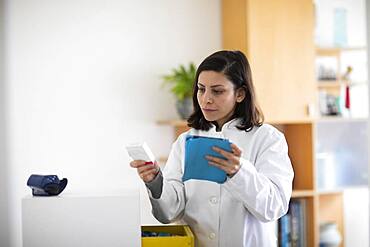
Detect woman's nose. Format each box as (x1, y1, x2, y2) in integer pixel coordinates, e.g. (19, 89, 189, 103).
(203, 91, 213, 104)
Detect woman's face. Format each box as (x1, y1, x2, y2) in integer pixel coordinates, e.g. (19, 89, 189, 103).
(197, 70, 245, 128)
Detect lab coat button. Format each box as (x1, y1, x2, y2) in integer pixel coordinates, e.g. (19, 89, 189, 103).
(209, 197, 218, 204)
(209, 232, 216, 240)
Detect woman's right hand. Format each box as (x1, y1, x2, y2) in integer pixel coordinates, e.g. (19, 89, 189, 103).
(130, 160, 160, 183)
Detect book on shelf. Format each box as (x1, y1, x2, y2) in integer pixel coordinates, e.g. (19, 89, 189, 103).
(279, 213, 291, 247)
(278, 199, 307, 247)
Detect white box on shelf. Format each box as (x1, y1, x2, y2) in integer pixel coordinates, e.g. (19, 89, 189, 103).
(22, 189, 141, 247)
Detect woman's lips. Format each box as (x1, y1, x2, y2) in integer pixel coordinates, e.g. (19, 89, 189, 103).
(202, 108, 217, 112)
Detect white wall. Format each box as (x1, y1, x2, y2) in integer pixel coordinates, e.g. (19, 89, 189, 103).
(3, 1, 221, 246)
(0, 0, 10, 246)
(343, 188, 369, 247)
(367, 0, 370, 245)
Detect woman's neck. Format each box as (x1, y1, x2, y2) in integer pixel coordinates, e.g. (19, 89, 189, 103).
(214, 117, 236, 132)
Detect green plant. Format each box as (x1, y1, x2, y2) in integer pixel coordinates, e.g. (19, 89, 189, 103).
(161, 63, 197, 101)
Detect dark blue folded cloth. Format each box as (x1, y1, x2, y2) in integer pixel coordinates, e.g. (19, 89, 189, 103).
(27, 174, 68, 196)
(183, 135, 232, 184)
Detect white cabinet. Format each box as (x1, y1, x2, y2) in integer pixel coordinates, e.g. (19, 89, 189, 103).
(22, 190, 141, 247)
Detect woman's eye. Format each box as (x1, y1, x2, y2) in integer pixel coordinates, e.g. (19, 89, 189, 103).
(213, 90, 224, 95)
(198, 88, 205, 93)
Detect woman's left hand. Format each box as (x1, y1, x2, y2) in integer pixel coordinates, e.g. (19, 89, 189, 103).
(206, 143, 243, 177)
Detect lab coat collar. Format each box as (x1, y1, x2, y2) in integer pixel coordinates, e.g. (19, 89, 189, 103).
(196, 118, 241, 138)
(210, 118, 241, 132)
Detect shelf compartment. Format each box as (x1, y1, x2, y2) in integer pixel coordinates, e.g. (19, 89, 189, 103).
(318, 193, 344, 247)
(275, 123, 315, 191)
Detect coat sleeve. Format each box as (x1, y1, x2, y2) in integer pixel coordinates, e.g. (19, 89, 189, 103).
(223, 129, 294, 222)
(147, 134, 186, 224)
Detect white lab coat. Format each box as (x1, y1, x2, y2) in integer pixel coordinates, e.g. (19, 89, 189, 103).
(147, 118, 294, 247)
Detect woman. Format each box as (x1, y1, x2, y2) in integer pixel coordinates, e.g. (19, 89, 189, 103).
(130, 50, 294, 246)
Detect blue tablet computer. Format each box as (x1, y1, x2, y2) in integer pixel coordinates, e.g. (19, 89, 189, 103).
(183, 135, 232, 184)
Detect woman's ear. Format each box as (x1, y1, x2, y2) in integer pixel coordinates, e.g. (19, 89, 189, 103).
(236, 87, 246, 103)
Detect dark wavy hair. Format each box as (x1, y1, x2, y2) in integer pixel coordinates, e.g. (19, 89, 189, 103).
(187, 50, 264, 132)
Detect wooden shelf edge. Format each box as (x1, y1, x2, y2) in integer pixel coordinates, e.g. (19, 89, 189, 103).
(267, 119, 314, 125)
(292, 189, 344, 198)
(158, 117, 368, 126)
(316, 46, 367, 56)
(317, 190, 344, 196)
(317, 81, 342, 88)
(157, 119, 315, 126)
(315, 116, 368, 122)
(317, 80, 365, 88)
(157, 120, 188, 127)
(291, 190, 315, 198)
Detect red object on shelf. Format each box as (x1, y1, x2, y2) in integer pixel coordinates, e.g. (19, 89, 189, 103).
(345, 85, 350, 109)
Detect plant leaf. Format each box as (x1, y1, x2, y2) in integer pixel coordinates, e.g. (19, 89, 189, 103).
(161, 62, 197, 100)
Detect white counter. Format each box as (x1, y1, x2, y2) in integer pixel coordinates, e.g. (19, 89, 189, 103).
(22, 189, 141, 247)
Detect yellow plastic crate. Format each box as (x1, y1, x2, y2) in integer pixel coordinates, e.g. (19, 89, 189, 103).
(141, 225, 194, 247)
